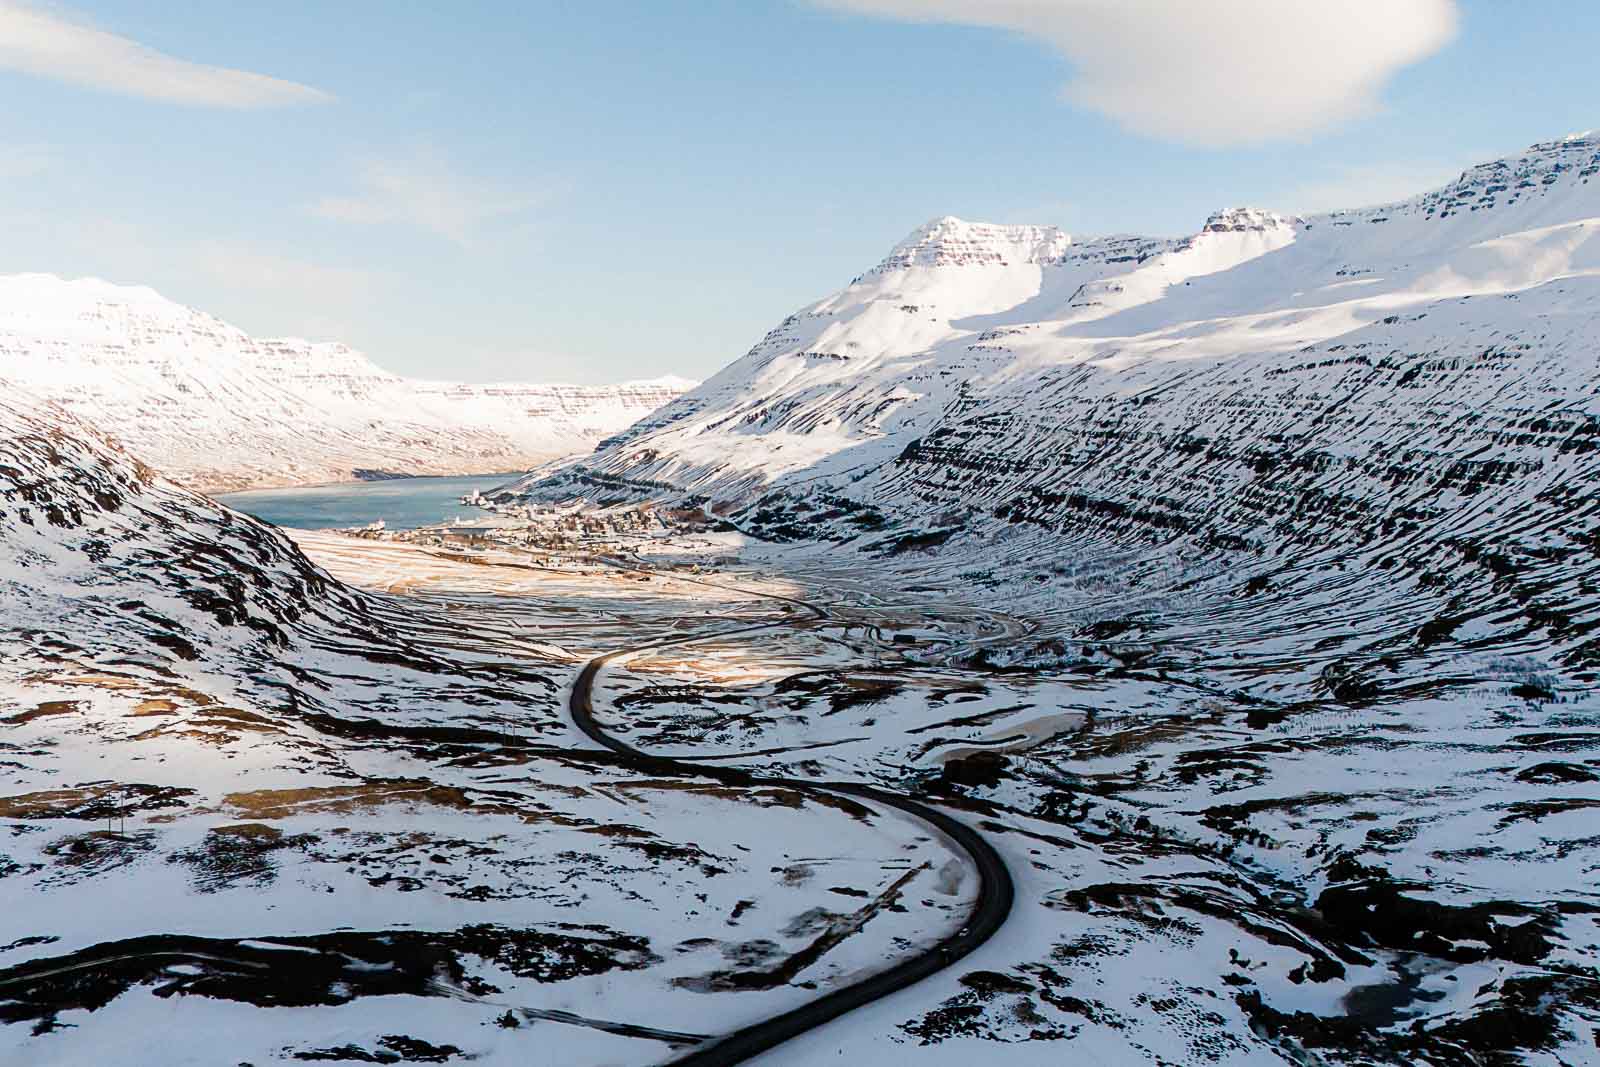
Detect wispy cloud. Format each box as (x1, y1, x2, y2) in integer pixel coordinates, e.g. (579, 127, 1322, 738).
(313, 155, 536, 245)
(813, 0, 1459, 146)
(0, 1, 329, 108)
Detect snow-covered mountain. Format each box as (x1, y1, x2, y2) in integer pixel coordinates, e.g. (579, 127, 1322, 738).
(0, 274, 691, 492)
(511, 134, 1600, 640)
(515, 132, 1599, 527)
(503, 125, 1600, 734)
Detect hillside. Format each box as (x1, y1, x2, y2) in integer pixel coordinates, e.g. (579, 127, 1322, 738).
(0, 391, 973, 1065)
(0, 274, 690, 491)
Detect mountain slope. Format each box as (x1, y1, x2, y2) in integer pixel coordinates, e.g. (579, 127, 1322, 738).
(0, 387, 552, 723)
(0, 274, 691, 492)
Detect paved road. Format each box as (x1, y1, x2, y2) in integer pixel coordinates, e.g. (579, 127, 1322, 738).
(567, 593, 1015, 1065)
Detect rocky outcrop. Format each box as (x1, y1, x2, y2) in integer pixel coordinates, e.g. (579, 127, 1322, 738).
(872, 216, 1073, 271)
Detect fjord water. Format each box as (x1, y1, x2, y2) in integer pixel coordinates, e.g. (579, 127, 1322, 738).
(216, 474, 514, 530)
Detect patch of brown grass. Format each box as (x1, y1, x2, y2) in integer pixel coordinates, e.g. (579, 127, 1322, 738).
(2, 700, 83, 725)
(0, 785, 115, 819)
(222, 782, 460, 820)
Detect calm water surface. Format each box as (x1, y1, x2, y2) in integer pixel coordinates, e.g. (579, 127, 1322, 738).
(217, 474, 515, 531)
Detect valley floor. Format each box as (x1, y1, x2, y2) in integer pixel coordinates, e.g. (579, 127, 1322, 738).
(3, 516, 1597, 1065)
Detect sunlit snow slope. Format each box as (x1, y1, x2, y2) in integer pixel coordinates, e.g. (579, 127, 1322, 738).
(0, 275, 691, 492)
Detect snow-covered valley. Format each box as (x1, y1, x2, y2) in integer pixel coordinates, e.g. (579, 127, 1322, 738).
(4, 129, 1600, 1067)
(0, 393, 980, 1064)
(0, 274, 690, 492)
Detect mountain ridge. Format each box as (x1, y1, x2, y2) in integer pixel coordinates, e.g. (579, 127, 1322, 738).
(0, 273, 692, 492)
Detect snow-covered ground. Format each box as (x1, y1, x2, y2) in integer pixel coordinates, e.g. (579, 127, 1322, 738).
(5, 385, 1598, 1062)
(0, 273, 691, 492)
(0, 400, 974, 1064)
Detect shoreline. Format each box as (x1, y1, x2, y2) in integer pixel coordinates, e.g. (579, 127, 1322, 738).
(213, 471, 527, 500)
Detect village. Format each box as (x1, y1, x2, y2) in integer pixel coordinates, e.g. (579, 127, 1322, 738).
(329, 490, 739, 578)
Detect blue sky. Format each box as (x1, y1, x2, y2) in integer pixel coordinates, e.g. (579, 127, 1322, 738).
(0, 1, 1595, 384)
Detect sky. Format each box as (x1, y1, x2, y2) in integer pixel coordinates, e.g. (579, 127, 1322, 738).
(0, 0, 1595, 385)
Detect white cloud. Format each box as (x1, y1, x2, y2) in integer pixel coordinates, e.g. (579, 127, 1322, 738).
(0, 1, 329, 108)
(313, 156, 535, 245)
(812, 0, 1459, 145)
(1275, 160, 1467, 215)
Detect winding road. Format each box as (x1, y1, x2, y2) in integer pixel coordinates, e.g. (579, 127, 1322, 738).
(566, 580, 1015, 1065)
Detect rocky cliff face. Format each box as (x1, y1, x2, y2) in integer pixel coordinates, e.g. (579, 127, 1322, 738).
(0, 274, 691, 491)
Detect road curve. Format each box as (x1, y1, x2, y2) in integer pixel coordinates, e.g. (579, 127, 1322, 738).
(567, 600, 1014, 1065)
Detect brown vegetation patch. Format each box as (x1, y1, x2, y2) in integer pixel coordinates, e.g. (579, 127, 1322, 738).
(51, 674, 145, 690)
(218, 780, 548, 825)
(222, 781, 479, 821)
(0, 783, 195, 821)
(2, 700, 82, 726)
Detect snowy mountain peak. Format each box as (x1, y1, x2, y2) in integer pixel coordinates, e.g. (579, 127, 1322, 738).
(1448, 132, 1599, 189)
(1200, 207, 1298, 234)
(874, 216, 1072, 272)
(0, 271, 173, 306)
(1414, 133, 1599, 219)
(0, 272, 232, 336)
